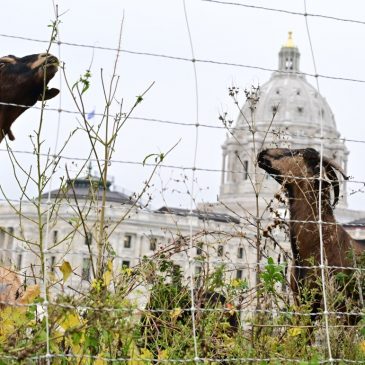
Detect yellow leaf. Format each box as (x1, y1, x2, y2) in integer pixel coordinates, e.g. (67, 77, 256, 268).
(107, 260, 113, 272)
(170, 307, 182, 320)
(18, 285, 40, 305)
(359, 340, 365, 354)
(158, 349, 169, 360)
(103, 270, 112, 287)
(288, 327, 303, 337)
(231, 279, 240, 288)
(127, 340, 140, 365)
(123, 267, 133, 277)
(60, 261, 72, 282)
(127, 343, 153, 365)
(60, 312, 83, 331)
(0, 307, 26, 342)
(140, 348, 153, 361)
(95, 357, 107, 365)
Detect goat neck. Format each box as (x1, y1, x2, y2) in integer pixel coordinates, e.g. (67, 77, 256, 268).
(287, 180, 336, 263)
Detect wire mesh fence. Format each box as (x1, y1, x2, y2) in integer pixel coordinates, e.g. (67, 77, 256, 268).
(0, 0, 364, 363)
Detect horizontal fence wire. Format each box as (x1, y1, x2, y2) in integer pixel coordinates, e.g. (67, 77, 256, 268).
(0, 353, 363, 364)
(202, 0, 365, 26)
(0, 297, 362, 319)
(1, 146, 365, 184)
(1, 100, 365, 145)
(1, 199, 365, 227)
(2, 244, 365, 273)
(1, 32, 365, 84)
(0, 197, 365, 227)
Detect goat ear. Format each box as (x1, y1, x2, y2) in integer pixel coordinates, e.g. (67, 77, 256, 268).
(302, 148, 319, 161)
(38, 88, 59, 101)
(303, 148, 320, 173)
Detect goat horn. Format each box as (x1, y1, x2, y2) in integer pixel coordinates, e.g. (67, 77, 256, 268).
(0, 56, 14, 63)
(324, 164, 340, 207)
(322, 157, 348, 180)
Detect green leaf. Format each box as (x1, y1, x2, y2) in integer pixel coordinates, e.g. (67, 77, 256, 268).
(142, 153, 158, 166)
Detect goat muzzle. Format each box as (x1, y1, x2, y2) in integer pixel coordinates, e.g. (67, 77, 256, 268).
(257, 150, 271, 168)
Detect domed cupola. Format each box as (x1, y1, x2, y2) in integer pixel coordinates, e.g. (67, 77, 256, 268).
(219, 32, 349, 212)
(278, 31, 300, 73)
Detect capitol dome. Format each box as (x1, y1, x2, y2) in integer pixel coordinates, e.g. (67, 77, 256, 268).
(219, 32, 349, 212)
(236, 32, 340, 139)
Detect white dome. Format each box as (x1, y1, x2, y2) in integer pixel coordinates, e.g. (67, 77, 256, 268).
(238, 72, 339, 136)
(219, 33, 348, 212)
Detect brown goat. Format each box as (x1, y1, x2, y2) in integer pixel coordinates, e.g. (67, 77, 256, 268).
(0, 53, 59, 142)
(257, 147, 364, 320)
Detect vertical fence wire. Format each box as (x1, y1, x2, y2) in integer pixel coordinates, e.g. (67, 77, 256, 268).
(303, 0, 333, 361)
(182, 0, 201, 361)
(42, 3, 63, 363)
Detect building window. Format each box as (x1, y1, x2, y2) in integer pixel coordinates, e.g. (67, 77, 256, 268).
(149, 237, 157, 251)
(285, 58, 293, 70)
(272, 105, 278, 114)
(217, 245, 224, 257)
(0, 228, 5, 246)
(53, 230, 58, 244)
(196, 242, 203, 255)
(297, 106, 303, 113)
(50, 256, 56, 272)
(237, 247, 244, 259)
(82, 258, 91, 281)
(236, 269, 243, 280)
(6, 227, 14, 249)
(243, 160, 248, 180)
(17, 254, 23, 270)
(124, 234, 132, 249)
(122, 260, 130, 268)
(85, 232, 92, 246)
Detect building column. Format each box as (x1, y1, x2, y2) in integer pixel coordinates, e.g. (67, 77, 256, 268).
(221, 151, 227, 185)
(343, 158, 348, 206)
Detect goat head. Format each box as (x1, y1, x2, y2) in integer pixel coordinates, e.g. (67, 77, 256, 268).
(257, 147, 347, 206)
(0, 53, 59, 142)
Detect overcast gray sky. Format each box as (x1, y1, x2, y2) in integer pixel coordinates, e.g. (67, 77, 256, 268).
(1, 0, 365, 211)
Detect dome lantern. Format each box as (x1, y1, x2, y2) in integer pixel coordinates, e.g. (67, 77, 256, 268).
(278, 32, 300, 73)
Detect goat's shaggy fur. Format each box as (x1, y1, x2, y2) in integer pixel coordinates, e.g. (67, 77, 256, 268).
(0, 53, 59, 142)
(257, 147, 364, 319)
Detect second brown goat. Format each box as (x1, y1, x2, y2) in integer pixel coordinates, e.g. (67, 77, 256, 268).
(258, 147, 364, 322)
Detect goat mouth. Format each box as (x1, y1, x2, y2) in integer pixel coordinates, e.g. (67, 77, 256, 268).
(46, 55, 58, 64)
(257, 155, 283, 182)
(42, 56, 59, 70)
(257, 153, 271, 171)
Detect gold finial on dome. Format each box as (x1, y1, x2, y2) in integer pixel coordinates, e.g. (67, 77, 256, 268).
(284, 31, 295, 48)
